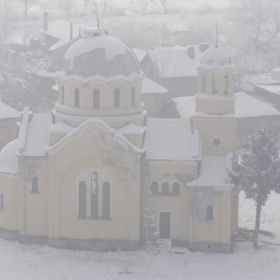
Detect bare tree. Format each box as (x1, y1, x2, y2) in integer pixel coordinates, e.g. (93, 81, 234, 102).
(18, 0, 35, 21)
(60, 0, 76, 20)
(158, 0, 168, 14)
(83, 0, 91, 6)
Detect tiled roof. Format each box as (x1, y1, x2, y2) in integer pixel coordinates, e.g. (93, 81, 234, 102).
(145, 118, 194, 161)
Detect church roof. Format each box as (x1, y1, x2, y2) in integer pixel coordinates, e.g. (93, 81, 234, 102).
(173, 92, 280, 119)
(0, 140, 19, 175)
(132, 48, 147, 63)
(142, 77, 169, 95)
(61, 28, 140, 79)
(0, 102, 20, 120)
(145, 118, 197, 161)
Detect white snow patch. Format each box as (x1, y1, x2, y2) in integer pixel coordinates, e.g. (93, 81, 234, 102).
(0, 140, 19, 174)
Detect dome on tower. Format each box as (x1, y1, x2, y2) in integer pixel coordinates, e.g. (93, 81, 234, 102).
(61, 28, 140, 79)
(198, 45, 233, 71)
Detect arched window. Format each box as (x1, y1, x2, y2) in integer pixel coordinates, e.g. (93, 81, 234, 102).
(114, 88, 120, 108)
(202, 75, 206, 93)
(93, 89, 100, 108)
(78, 181, 87, 218)
(162, 182, 169, 195)
(0, 193, 4, 210)
(74, 88, 80, 107)
(212, 76, 217, 94)
(150, 181, 159, 194)
(172, 182, 180, 195)
(102, 182, 111, 219)
(31, 177, 39, 193)
(206, 206, 214, 221)
(224, 76, 229, 95)
(61, 85, 64, 105)
(91, 171, 98, 218)
(132, 87, 135, 106)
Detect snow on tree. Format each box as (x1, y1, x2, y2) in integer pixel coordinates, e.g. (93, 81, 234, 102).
(229, 126, 280, 248)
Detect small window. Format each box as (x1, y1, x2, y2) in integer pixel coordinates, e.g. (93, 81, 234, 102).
(114, 89, 120, 108)
(202, 75, 206, 93)
(162, 182, 169, 195)
(206, 206, 214, 221)
(61, 86, 64, 105)
(172, 182, 180, 195)
(224, 76, 229, 95)
(132, 87, 135, 106)
(212, 76, 217, 94)
(91, 171, 98, 218)
(78, 181, 87, 218)
(102, 182, 111, 219)
(0, 193, 4, 210)
(150, 181, 159, 194)
(74, 88, 80, 107)
(31, 177, 39, 193)
(213, 138, 221, 146)
(93, 89, 100, 108)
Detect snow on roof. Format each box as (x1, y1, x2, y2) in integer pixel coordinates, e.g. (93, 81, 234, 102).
(149, 45, 203, 78)
(142, 77, 169, 95)
(188, 156, 229, 187)
(0, 102, 20, 120)
(64, 28, 128, 62)
(145, 118, 195, 161)
(0, 140, 19, 174)
(23, 114, 53, 157)
(173, 92, 279, 119)
(49, 122, 73, 134)
(132, 48, 147, 63)
(43, 20, 83, 43)
(116, 124, 146, 136)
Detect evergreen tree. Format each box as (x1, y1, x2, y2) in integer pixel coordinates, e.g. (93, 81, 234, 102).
(230, 126, 280, 248)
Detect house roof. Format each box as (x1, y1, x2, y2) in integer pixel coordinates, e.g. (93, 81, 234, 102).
(173, 92, 279, 119)
(142, 77, 169, 95)
(0, 103, 20, 120)
(148, 45, 203, 78)
(42, 20, 83, 43)
(132, 48, 147, 63)
(145, 118, 196, 161)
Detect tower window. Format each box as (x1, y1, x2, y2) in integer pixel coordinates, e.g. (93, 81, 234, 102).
(91, 171, 98, 218)
(206, 206, 214, 221)
(202, 75, 206, 93)
(224, 76, 229, 95)
(162, 182, 169, 195)
(132, 87, 135, 106)
(74, 88, 80, 107)
(31, 177, 39, 193)
(93, 89, 100, 108)
(114, 89, 120, 108)
(212, 76, 217, 94)
(150, 181, 159, 194)
(78, 181, 87, 218)
(0, 193, 4, 210)
(172, 182, 180, 195)
(102, 182, 111, 219)
(61, 85, 64, 105)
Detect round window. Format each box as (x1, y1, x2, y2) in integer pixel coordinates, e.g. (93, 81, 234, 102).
(213, 138, 221, 146)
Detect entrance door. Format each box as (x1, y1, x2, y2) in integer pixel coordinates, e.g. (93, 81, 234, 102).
(159, 212, 171, 239)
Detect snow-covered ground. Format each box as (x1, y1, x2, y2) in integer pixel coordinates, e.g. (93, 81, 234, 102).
(0, 191, 279, 279)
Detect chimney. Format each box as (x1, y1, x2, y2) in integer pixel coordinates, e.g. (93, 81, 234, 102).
(188, 46, 195, 59)
(43, 12, 48, 32)
(199, 43, 210, 53)
(70, 22, 73, 41)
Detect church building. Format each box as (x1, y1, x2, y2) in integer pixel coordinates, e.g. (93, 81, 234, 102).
(0, 28, 241, 253)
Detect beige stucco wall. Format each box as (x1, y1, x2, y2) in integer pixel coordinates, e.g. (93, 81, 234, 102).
(148, 161, 198, 242)
(48, 125, 142, 242)
(193, 117, 237, 156)
(0, 176, 20, 231)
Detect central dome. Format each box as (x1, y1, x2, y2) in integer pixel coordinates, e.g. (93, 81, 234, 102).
(198, 45, 233, 71)
(61, 28, 140, 79)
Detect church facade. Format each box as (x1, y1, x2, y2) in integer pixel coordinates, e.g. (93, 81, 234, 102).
(0, 28, 241, 253)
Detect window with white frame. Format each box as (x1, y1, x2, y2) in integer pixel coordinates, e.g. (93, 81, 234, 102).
(0, 193, 4, 210)
(206, 206, 214, 221)
(31, 176, 39, 193)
